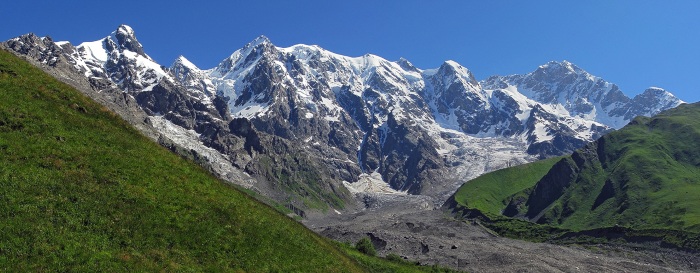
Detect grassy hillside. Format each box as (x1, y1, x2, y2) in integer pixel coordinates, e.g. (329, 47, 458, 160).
(0, 50, 457, 272)
(545, 111, 700, 232)
(448, 102, 700, 249)
(449, 156, 561, 218)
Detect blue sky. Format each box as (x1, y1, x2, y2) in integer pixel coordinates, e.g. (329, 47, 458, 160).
(3, 1, 699, 102)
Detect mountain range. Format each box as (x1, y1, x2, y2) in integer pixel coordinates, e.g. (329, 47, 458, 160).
(1, 25, 683, 211)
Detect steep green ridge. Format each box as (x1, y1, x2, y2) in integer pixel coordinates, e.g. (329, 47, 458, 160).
(449, 156, 561, 218)
(0, 50, 453, 272)
(448, 102, 700, 247)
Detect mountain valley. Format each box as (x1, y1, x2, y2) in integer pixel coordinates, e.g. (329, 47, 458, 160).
(1, 25, 696, 272)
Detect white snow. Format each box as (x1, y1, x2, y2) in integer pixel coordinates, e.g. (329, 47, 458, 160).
(77, 40, 109, 63)
(533, 122, 553, 142)
(175, 55, 199, 70)
(74, 33, 174, 92)
(149, 116, 256, 189)
(324, 116, 340, 122)
(117, 25, 135, 36)
(343, 172, 407, 195)
(232, 103, 269, 118)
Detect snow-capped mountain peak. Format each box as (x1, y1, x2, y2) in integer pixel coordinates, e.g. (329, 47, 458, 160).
(69, 25, 170, 91)
(210, 35, 278, 79)
(116, 24, 135, 37)
(437, 60, 480, 87)
(538, 60, 577, 71)
(249, 35, 271, 47)
(80, 24, 149, 61)
(111, 24, 146, 57)
(173, 55, 200, 71)
(482, 60, 684, 129)
(625, 87, 684, 118)
(531, 60, 595, 83)
(396, 57, 420, 73)
(169, 55, 216, 102)
(643, 86, 674, 96)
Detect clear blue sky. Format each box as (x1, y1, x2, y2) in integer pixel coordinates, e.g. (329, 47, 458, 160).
(3, 1, 699, 102)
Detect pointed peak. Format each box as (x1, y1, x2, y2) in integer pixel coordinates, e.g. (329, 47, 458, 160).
(560, 60, 573, 66)
(439, 60, 470, 74)
(644, 86, 667, 93)
(540, 60, 576, 69)
(560, 60, 578, 69)
(632, 87, 684, 110)
(116, 24, 135, 37)
(108, 24, 146, 56)
(436, 60, 479, 86)
(248, 35, 272, 47)
(215, 35, 276, 76)
(396, 57, 419, 72)
(443, 60, 461, 67)
(8, 33, 42, 43)
(237, 35, 275, 55)
(640, 87, 681, 101)
(173, 55, 199, 70)
(535, 60, 588, 77)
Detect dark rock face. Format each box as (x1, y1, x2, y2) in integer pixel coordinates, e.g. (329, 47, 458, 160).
(516, 142, 605, 223)
(427, 62, 487, 135)
(113, 25, 146, 56)
(3, 34, 64, 67)
(523, 157, 578, 221)
(367, 233, 388, 251)
(624, 88, 682, 120)
(375, 114, 444, 194)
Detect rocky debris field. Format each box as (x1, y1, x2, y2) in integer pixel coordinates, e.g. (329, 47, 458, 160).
(304, 194, 699, 273)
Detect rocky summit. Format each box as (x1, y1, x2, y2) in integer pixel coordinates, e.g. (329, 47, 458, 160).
(1, 25, 683, 211)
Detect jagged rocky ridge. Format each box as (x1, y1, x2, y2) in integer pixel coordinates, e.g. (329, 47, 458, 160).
(1, 25, 684, 210)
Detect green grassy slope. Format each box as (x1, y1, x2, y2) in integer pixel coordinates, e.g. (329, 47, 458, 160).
(0, 50, 457, 272)
(564, 106, 700, 231)
(449, 102, 700, 247)
(449, 156, 562, 218)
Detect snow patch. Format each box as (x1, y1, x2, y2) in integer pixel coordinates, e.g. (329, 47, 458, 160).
(77, 40, 109, 63)
(175, 55, 199, 70)
(232, 103, 269, 118)
(148, 116, 256, 189)
(533, 122, 553, 142)
(343, 172, 406, 195)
